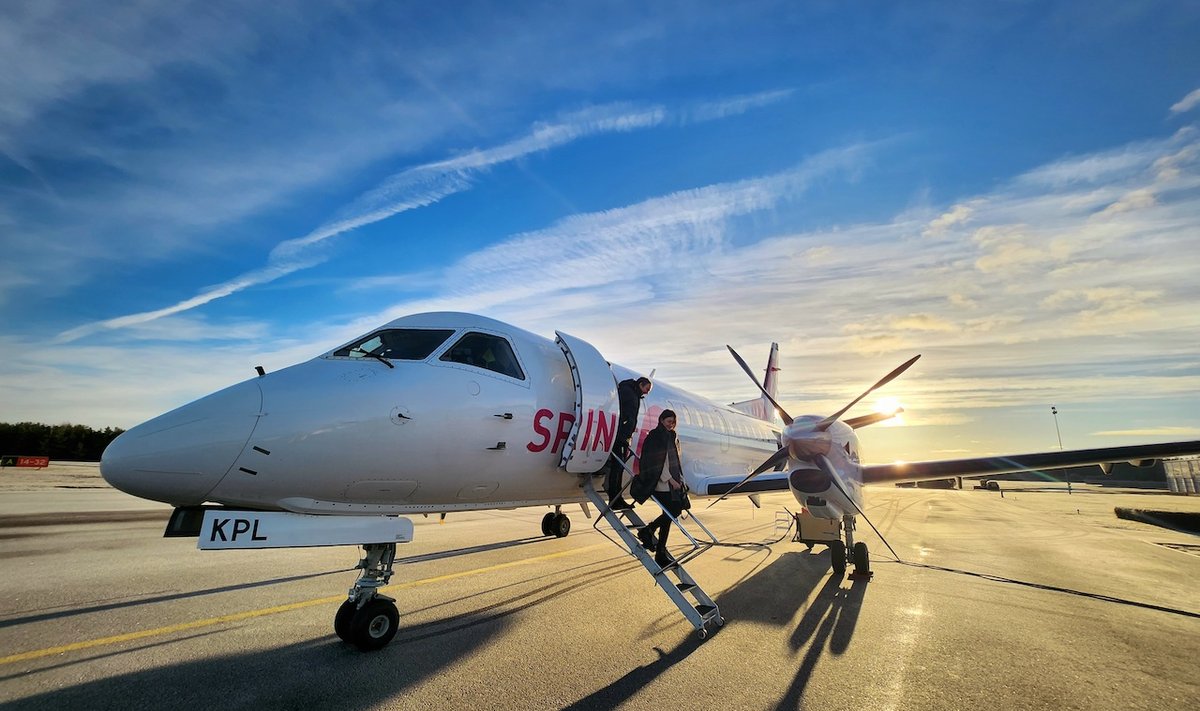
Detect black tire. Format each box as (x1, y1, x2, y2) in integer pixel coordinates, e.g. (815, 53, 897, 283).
(541, 512, 556, 537)
(552, 513, 571, 538)
(852, 542, 870, 574)
(334, 599, 356, 642)
(829, 540, 847, 575)
(350, 598, 400, 651)
(985, 480, 1000, 491)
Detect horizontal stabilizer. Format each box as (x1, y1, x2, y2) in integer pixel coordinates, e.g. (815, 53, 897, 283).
(862, 440, 1200, 486)
(730, 397, 770, 420)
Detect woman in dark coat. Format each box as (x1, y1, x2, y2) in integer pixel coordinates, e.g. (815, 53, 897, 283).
(632, 409, 686, 568)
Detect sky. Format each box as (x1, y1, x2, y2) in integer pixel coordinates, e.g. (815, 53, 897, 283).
(1, 1, 1198, 463)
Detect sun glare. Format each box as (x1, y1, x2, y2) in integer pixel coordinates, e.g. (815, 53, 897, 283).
(875, 397, 905, 427)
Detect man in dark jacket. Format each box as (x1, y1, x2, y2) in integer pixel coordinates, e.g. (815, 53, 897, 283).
(607, 376, 652, 509)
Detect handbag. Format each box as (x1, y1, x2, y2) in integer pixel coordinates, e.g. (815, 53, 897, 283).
(671, 482, 692, 510)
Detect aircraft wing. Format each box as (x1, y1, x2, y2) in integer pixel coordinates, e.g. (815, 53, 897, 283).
(861, 440, 1200, 486)
(700, 474, 790, 497)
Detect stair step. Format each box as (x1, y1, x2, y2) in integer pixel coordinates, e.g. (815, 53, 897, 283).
(695, 604, 716, 616)
(676, 582, 695, 593)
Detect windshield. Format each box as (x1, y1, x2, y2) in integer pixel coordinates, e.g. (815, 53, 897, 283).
(332, 329, 455, 361)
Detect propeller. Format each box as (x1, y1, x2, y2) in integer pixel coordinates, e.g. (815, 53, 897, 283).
(814, 354, 920, 432)
(709, 351, 921, 507)
(727, 345, 793, 425)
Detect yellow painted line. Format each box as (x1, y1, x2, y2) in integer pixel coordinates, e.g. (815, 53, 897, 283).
(0, 542, 606, 666)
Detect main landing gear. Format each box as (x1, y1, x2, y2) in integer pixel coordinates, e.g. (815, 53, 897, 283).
(335, 542, 401, 650)
(540, 505, 571, 538)
(839, 514, 872, 580)
(793, 509, 871, 579)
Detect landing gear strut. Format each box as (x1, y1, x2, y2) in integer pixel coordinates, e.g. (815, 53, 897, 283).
(844, 514, 872, 580)
(335, 542, 401, 650)
(540, 506, 570, 538)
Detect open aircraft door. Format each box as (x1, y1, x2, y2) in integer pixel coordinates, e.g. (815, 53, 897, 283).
(554, 331, 619, 473)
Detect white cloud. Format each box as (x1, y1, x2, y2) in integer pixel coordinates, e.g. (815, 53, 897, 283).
(1093, 426, 1200, 437)
(685, 89, 794, 122)
(1092, 187, 1157, 219)
(922, 203, 973, 237)
(1169, 87, 1200, 115)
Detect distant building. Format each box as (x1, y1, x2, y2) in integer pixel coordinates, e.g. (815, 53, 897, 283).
(1165, 457, 1200, 495)
(902, 458, 1200, 492)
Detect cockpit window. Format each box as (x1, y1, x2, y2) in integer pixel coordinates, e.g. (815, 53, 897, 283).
(440, 332, 525, 380)
(333, 329, 455, 360)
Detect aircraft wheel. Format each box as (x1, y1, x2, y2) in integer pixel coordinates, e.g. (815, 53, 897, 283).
(829, 540, 846, 576)
(349, 598, 399, 651)
(852, 542, 870, 574)
(334, 599, 356, 642)
(541, 512, 556, 537)
(552, 513, 571, 538)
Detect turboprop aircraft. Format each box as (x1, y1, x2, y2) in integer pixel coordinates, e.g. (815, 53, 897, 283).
(100, 311, 1200, 650)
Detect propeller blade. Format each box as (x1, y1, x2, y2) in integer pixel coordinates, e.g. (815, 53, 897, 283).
(816, 355, 920, 431)
(843, 407, 904, 430)
(706, 445, 791, 508)
(727, 345, 793, 425)
(815, 454, 901, 561)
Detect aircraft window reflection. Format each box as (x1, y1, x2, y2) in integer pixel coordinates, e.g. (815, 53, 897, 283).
(333, 329, 455, 360)
(440, 332, 525, 380)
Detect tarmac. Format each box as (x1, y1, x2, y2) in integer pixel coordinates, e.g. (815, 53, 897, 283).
(1, 464, 1198, 710)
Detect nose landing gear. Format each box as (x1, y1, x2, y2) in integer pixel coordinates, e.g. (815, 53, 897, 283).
(335, 542, 401, 650)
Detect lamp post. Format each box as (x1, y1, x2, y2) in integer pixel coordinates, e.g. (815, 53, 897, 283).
(1051, 405, 1069, 494)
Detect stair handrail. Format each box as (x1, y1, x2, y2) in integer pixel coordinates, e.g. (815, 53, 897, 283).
(591, 452, 718, 561)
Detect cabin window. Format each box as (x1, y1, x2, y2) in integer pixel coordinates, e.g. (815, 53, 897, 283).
(333, 329, 455, 360)
(440, 332, 525, 380)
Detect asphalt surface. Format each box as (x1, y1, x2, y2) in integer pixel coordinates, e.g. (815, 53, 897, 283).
(1, 465, 1199, 710)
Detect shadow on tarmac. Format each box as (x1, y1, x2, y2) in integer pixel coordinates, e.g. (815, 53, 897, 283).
(561, 548, 869, 710)
(717, 548, 869, 710)
(3, 554, 641, 709)
(1, 617, 507, 711)
(775, 575, 868, 709)
(396, 535, 550, 564)
(0, 569, 349, 629)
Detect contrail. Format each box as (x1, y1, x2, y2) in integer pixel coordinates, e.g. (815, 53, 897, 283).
(56, 91, 793, 342)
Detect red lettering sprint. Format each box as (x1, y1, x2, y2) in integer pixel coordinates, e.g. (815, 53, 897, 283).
(527, 408, 554, 452)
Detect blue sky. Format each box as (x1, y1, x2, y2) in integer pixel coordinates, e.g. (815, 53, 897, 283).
(2, 1, 1199, 462)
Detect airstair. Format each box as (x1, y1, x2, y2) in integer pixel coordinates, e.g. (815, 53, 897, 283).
(554, 330, 723, 639)
(584, 462, 723, 638)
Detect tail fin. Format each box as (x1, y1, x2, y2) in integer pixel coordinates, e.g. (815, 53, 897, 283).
(729, 342, 780, 423)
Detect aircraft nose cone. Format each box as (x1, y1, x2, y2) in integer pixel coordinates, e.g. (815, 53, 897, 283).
(101, 380, 263, 505)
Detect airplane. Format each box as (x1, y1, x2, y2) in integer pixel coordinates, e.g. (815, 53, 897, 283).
(99, 311, 1200, 650)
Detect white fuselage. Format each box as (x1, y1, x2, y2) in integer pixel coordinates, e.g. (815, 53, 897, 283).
(101, 312, 865, 518)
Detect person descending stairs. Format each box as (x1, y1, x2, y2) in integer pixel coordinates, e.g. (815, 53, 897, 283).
(583, 456, 723, 639)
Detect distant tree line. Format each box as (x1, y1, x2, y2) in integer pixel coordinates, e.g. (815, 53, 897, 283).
(0, 422, 125, 462)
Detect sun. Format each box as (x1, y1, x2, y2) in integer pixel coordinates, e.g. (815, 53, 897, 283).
(874, 397, 905, 427)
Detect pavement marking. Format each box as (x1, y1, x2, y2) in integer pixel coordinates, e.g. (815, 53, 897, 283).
(0, 542, 606, 666)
